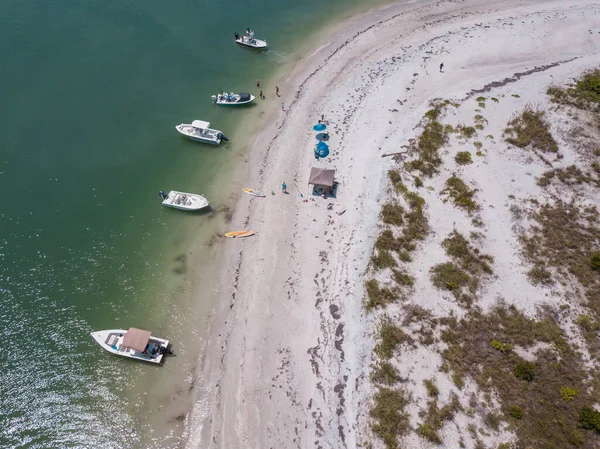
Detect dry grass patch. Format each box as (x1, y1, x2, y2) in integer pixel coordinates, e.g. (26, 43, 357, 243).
(504, 107, 558, 153)
(417, 395, 462, 444)
(365, 279, 398, 311)
(374, 316, 414, 360)
(430, 231, 493, 307)
(381, 202, 405, 226)
(441, 304, 600, 449)
(441, 175, 480, 214)
(371, 361, 402, 386)
(370, 388, 411, 449)
(537, 165, 600, 188)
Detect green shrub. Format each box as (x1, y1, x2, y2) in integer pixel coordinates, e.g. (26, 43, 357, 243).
(370, 388, 410, 448)
(476, 96, 486, 102)
(560, 386, 578, 401)
(514, 361, 535, 381)
(418, 423, 442, 443)
(431, 262, 470, 295)
(504, 108, 558, 153)
(381, 203, 404, 226)
(388, 170, 402, 185)
(455, 151, 473, 165)
(491, 339, 512, 353)
(578, 406, 600, 432)
(441, 176, 480, 214)
(424, 379, 439, 397)
(371, 361, 401, 385)
(414, 176, 423, 188)
(509, 405, 523, 419)
(374, 317, 412, 359)
(392, 270, 414, 287)
(372, 250, 397, 270)
(591, 252, 600, 271)
(365, 279, 397, 311)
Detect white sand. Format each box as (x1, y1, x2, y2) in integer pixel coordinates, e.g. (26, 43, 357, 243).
(184, 0, 600, 448)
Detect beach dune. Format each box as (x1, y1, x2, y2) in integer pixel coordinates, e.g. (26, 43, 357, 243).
(185, 0, 600, 448)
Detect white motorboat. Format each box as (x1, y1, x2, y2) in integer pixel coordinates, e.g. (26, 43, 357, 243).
(212, 91, 255, 106)
(159, 190, 210, 210)
(234, 29, 267, 48)
(90, 328, 173, 364)
(175, 120, 228, 145)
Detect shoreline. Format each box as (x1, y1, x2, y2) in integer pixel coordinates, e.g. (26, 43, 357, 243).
(184, 0, 600, 447)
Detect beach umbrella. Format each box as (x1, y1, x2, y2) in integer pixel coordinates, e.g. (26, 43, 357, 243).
(313, 123, 326, 131)
(315, 141, 329, 158)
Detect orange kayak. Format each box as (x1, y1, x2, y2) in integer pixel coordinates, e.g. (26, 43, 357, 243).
(224, 231, 256, 238)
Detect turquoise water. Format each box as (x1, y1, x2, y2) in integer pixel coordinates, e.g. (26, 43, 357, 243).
(0, 0, 389, 447)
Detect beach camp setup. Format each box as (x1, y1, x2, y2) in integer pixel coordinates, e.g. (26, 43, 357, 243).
(308, 167, 337, 198)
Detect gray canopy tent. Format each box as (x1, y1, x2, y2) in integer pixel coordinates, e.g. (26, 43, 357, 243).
(122, 328, 152, 352)
(308, 167, 337, 197)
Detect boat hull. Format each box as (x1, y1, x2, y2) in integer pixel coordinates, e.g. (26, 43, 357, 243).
(162, 191, 210, 211)
(175, 124, 221, 145)
(235, 38, 267, 49)
(91, 329, 170, 364)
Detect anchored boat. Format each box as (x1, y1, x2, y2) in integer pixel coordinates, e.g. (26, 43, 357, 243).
(159, 190, 210, 211)
(234, 28, 267, 49)
(175, 120, 228, 145)
(90, 327, 173, 364)
(212, 91, 255, 106)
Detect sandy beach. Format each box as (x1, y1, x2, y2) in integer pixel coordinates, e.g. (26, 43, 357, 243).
(184, 0, 600, 448)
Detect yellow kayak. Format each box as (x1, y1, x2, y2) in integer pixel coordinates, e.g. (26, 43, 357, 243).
(242, 188, 265, 197)
(224, 231, 256, 238)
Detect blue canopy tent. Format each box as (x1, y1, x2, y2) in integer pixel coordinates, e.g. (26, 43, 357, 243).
(313, 123, 326, 131)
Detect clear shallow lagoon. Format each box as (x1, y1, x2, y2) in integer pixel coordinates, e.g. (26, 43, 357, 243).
(0, 0, 389, 447)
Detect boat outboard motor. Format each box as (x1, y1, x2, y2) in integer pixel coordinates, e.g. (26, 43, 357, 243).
(159, 346, 174, 356)
(217, 132, 229, 142)
(211, 95, 217, 103)
(159, 190, 167, 200)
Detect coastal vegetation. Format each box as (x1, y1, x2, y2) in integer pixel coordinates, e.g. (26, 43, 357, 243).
(504, 107, 558, 153)
(454, 151, 473, 165)
(406, 102, 450, 176)
(441, 175, 480, 214)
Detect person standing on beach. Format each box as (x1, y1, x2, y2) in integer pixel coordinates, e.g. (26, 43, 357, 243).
(439, 62, 444, 72)
(259, 90, 264, 99)
(256, 79, 260, 87)
(282, 182, 287, 193)
(281, 102, 285, 111)
(275, 86, 280, 97)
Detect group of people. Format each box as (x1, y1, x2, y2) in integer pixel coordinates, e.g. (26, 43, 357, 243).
(255, 80, 280, 101)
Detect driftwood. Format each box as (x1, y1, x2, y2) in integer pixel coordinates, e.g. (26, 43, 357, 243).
(381, 151, 408, 158)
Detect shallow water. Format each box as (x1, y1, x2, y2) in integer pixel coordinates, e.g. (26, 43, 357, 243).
(0, 0, 392, 447)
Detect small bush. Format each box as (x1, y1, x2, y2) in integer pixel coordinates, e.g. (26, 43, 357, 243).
(509, 405, 523, 419)
(372, 250, 397, 270)
(374, 317, 412, 359)
(381, 203, 404, 226)
(457, 125, 477, 138)
(371, 361, 401, 385)
(365, 279, 398, 311)
(414, 176, 423, 188)
(491, 339, 512, 353)
(455, 151, 473, 165)
(441, 175, 480, 214)
(424, 379, 439, 397)
(514, 361, 535, 381)
(392, 269, 414, 287)
(527, 263, 553, 286)
(578, 406, 600, 432)
(476, 96, 486, 102)
(560, 386, 579, 401)
(491, 97, 499, 103)
(474, 141, 483, 149)
(418, 423, 442, 443)
(504, 107, 558, 153)
(591, 252, 600, 271)
(431, 262, 470, 295)
(370, 388, 410, 448)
